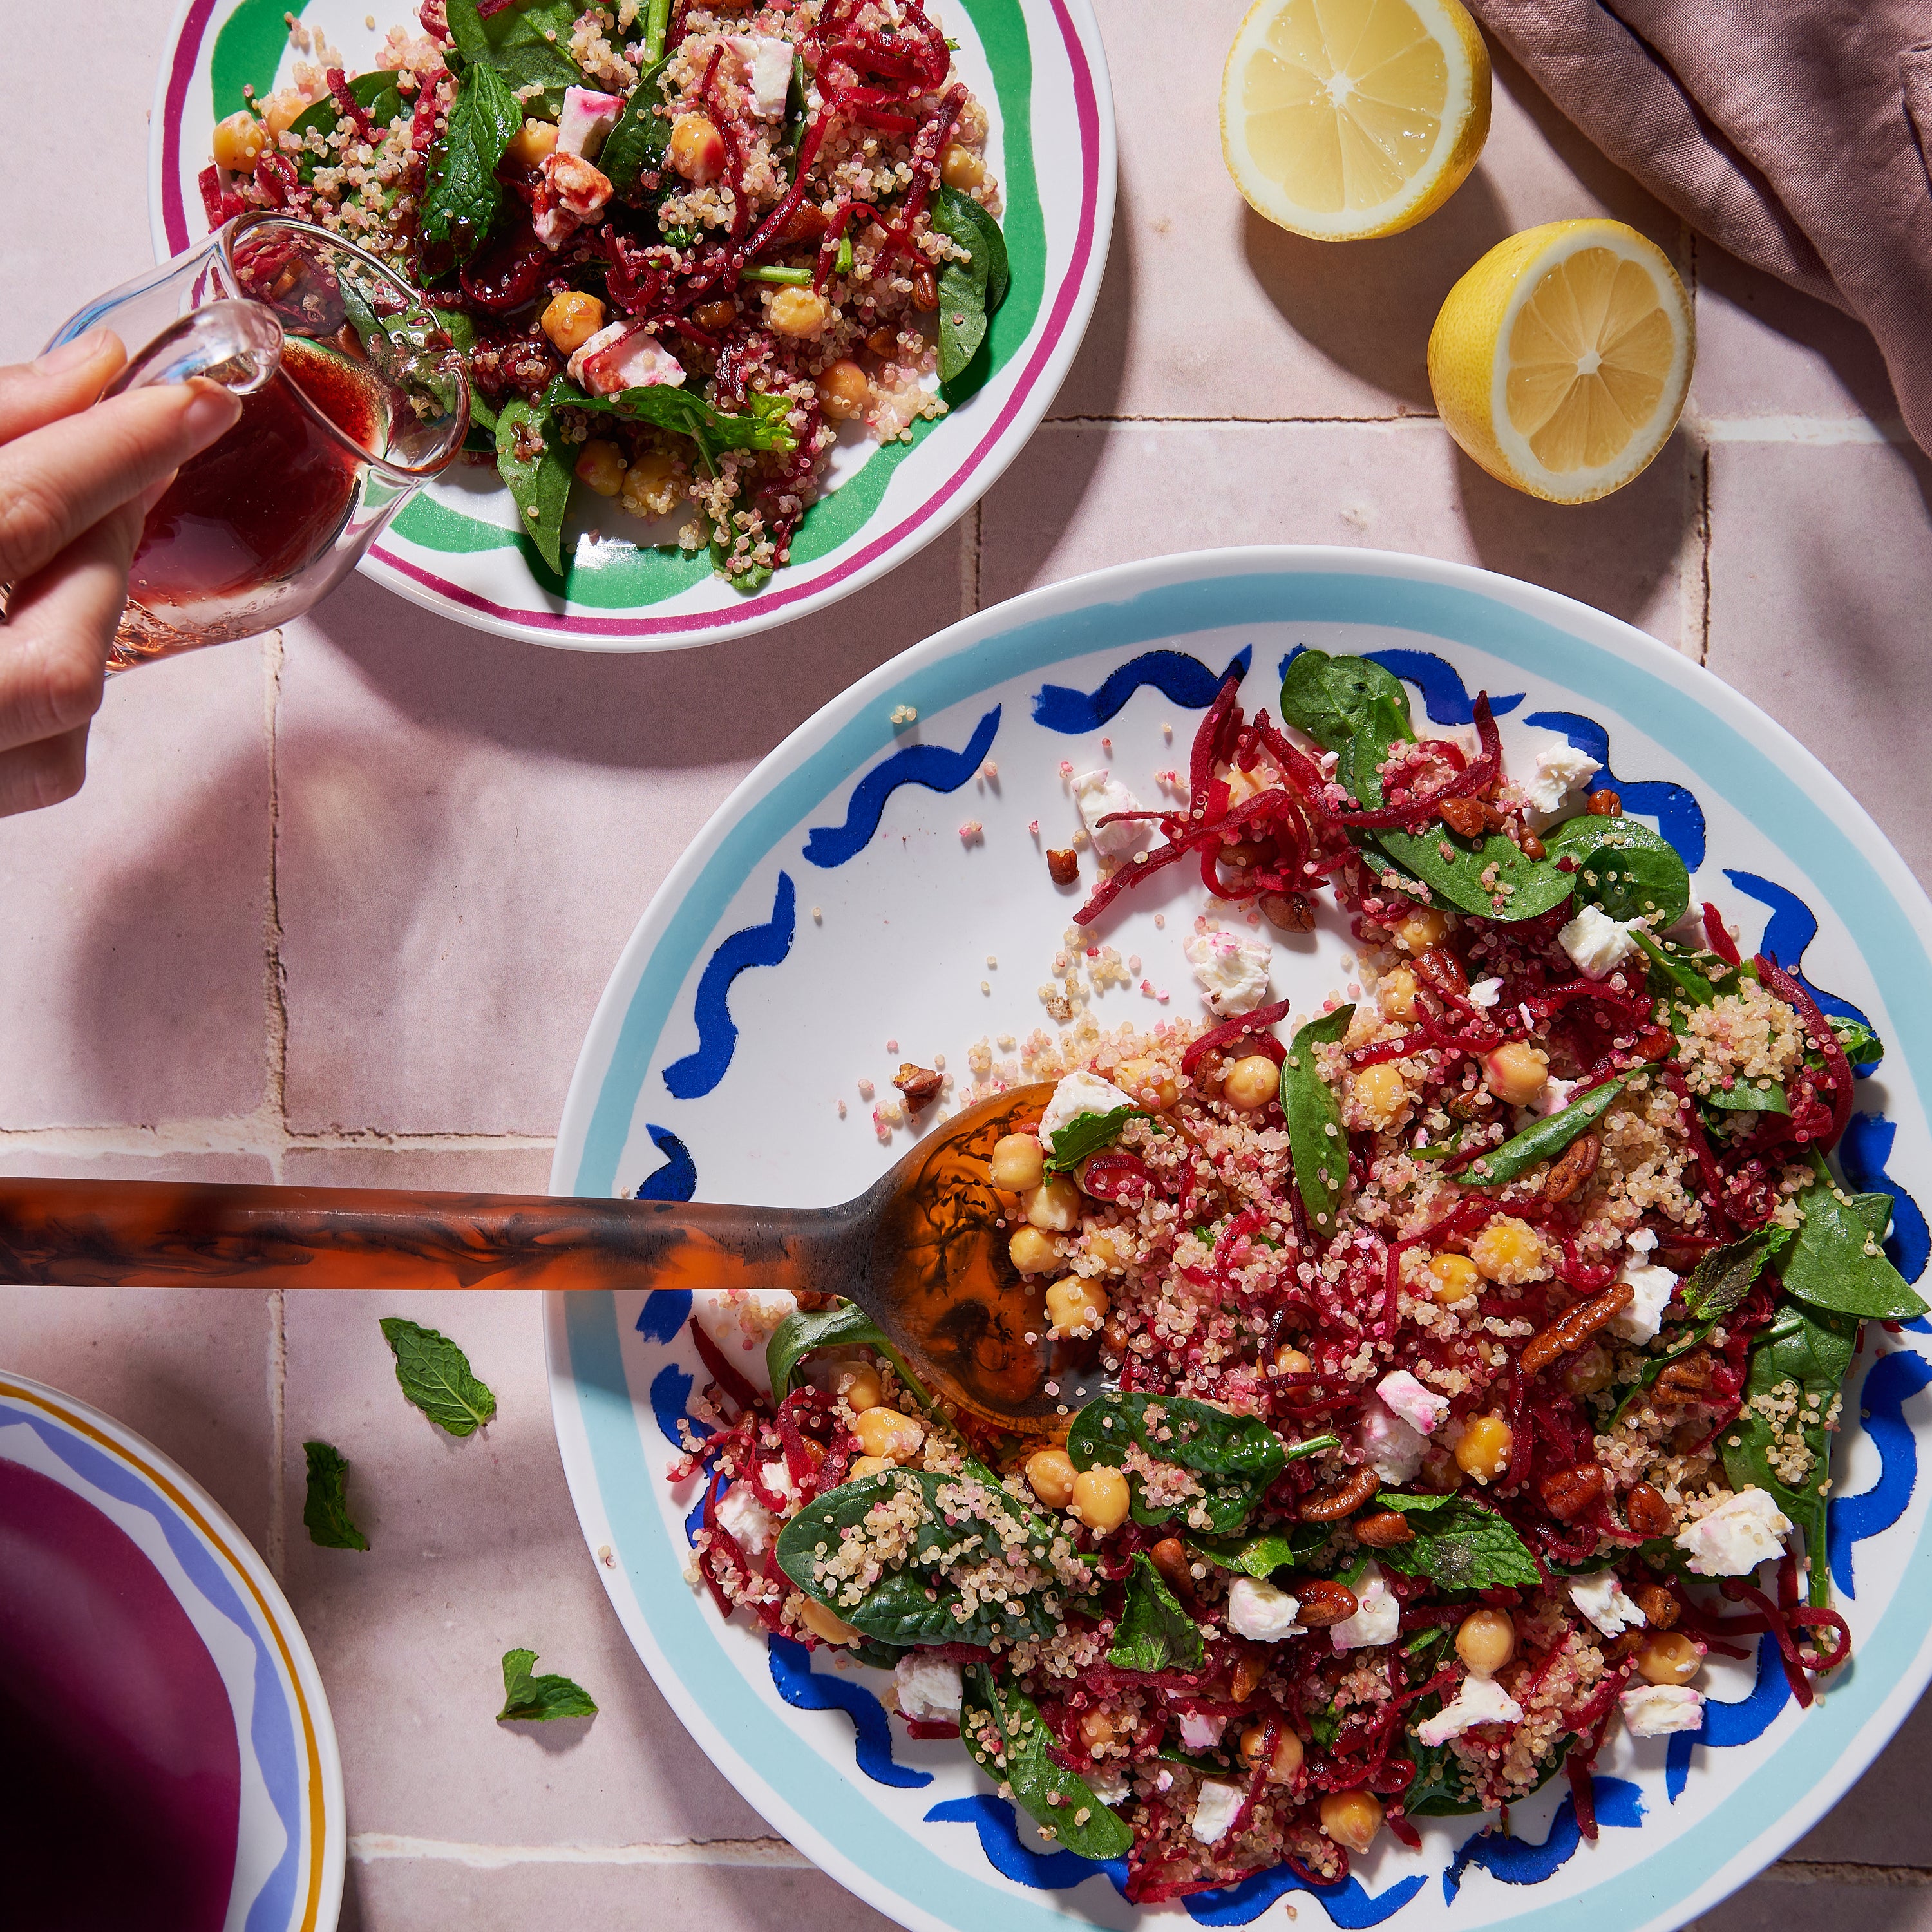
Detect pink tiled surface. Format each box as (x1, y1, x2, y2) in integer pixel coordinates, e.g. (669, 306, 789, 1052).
(4, 4, 1932, 1928)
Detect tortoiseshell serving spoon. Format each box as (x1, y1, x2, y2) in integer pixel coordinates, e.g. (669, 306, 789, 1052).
(0, 1083, 1112, 1430)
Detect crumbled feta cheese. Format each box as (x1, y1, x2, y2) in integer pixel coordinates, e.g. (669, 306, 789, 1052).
(533, 147, 612, 245)
(1521, 740, 1602, 815)
(895, 1653, 963, 1723)
(557, 84, 624, 159)
(1415, 1672, 1524, 1745)
(1466, 976, 1503, 1009)
(1376, 1370, 1449, 1435)
(724, 34, 794, 117)
(1528, 1074, 1579, 1118)
(691, 1289, 797, 1392)
(759, 1458, 798, 1502)
(1558, 904, 1640, 980)
(1190, 1777, 1246, 1845)
(716, 1481, 775, 1555)
(1179, 1709, 1228, 1752)
(1331, 1562, 1401, 1652)
(1609, 1236, 1680, 1343)
(1041, 1070, 1137, 1151)
(1070, 769, 1153, 858)
(1620, 1683, 1706, 1737)
(568, 319, 687, 395)
(1086, 1769, 1130, 1807)
(1182, 929, 1273, 1015)
(1227, 1577, 1302, 1642)
(1359, 1402, 1428, 1484)
(1675, 1486, 1792, 1576)
(1568, 1569, 1647, 1637)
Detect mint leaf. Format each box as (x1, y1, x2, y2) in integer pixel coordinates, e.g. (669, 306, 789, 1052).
(419, 59, 522, 262)
(1681, 1227, 1788, 1321)
(764, 1300, 931, 1409)
(1780, 1173, 1928, 1320)
(379, 1316, 497, 1436)
(1189, 1523, 1329, 1577)
(1280, 1006, 1354, 1235)
(962, 1667, 1132, 1861)
(1107, 1553, 1203, 1674)
(1043, 1105, 1141, 1173)
(1463, 1076, 1628, 1188)
(498, 1647, 598, 1721)
(301, 1440, 368, 1551)
(549, 377, 799, 464)
(1370, 1492, 1540, 1591)
(494, 399, 573, 578)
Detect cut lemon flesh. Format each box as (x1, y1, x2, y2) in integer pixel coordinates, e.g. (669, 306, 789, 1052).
(1428, 220, 1694, 502)
(1222, 0, 1491, 241)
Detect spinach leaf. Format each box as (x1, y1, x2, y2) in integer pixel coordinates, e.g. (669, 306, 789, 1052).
(494, 399, 573, 576)
(962, 1667, 1133, 1861)
(431, 308, 497, 438)
(1277, 649, 1412, 755)
(549, 377, 800, 464)
(1462, 1077, 1628, 1188)
(1369, 1492, 1540, 1591)
(780, 51, 808, 157)
(765, 1299, 931, 1408)
(446, 0, 584, 118)
(1681, 1227, 1788, 1322)
(498, 1647, 598, 1721)
(1632, 929, 1719, 1010)
(1188, 1523, 1330, 1577)
(287, 72, 405, 184)
(775, 1467, 1070, 1647)
(601, 53, 674, 196)
(1280, 1005, 1354, 1236)
(1829, 1014, 1884, 1070)
(420, 58, 523, 261)
(1779, 1172, 1928, 1320)
(1043, 1106, 1143, 1173)
(301, 1440, 368, 1551)
(1408, 1732, 1569, 1818)
(1630, 934, 1787, 1112)
(1108, 1553, 1204, 1673)
(379, 1316, 497, 1435)
(931, 185, 1008, 385)
(1554, 820, 1691, 927)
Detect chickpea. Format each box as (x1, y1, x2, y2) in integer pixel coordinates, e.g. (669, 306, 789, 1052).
(541, 289, 607, 354)
(1025, 1446, 1079, 1508)
(1273, 1346, 1312, 1376)
(1070, 1465, 1131, 1534)
(989, 1132, 1045, 1192)
(1086, 1227, 1131, 1273)
(1427, 1251, 1481, 1304)
(1045, 1278, 1109, 1339)
(1456, 1607, 1517, 1678)
(261, 88, 309, 138)
(573, 438, 628, 497)
(1483, 1041, 1549, 1107)
(1223, 1054, 1280, 1112)
(799, 1598, 862, 1646)
(1455, 1415, 1513, 1484)
(852, 1405, 925, 1463)
(769, 286, 831, 338)
(816, 358, 871, 422)
(1022, 1175, 1082, 1233)
(1635, 1631, 1702, 1686)
(940, 142, 987, 190)
(1115, 1056, 1179, 1110)
(1240, 1724, 1305, 1786)
(1320, 1789, 1384, 1855)
(1564, 1345, 1614, 1396)
(668, 113, 725, 182)
(847, 1454, 894, 1480)
(1009, 1226, 1060, 1275)
(1470, 1217, 1544, 1284)
(621, 450, 681, 520)
(1393, 906, 1448, 953)
(507, 116, 559, 168)
(832, 1363, 882, 1413)
(1353, 1060, 1410, 1130)
(1078, 1708, 1117, 1750)
(1379, 967, 1418, 1020)
(212, 110, 267, 172)
(692, 297, 739, 332)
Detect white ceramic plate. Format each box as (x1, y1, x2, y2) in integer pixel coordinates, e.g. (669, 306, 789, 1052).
(149, 0, 1112, 650)
(0, 1370, 345, 1932)
(545, 547, 1932, 1931)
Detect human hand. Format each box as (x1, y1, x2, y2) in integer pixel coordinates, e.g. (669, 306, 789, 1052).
(0, 331, 243, 817)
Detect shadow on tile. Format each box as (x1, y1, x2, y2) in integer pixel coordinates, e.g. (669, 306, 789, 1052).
(1044, 173, 1138, 424)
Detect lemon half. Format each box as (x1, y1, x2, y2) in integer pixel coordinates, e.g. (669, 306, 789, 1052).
(1428, 220, 1695, 502)
(1221, 0, 1492, 242)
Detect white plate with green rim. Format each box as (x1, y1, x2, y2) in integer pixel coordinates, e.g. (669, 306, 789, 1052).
(149, 0, 1112, 650)
(545, 546, 1932, 1929)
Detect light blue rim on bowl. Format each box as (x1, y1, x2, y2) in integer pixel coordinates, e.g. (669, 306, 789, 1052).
(546, 546, 1932, 1932)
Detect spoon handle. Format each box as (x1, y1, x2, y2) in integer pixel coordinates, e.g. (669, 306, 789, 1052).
(0, 1178, 856, 1297)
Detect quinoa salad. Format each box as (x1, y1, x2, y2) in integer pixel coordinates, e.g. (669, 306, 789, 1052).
(670, 651, 1924, 1902)
(202, 0, 1007, 586)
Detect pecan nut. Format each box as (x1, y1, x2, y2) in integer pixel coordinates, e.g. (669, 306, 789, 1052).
(1148, 1536, 1194, 1601)
(1287, 1578, 1359, 1627)
(1260, 891, 1315, 933)
(1542, 1132, 1602, 1204)
(1520, 1280, 1634, 1375)
(1650, 1350, 1718, 1407)
(1631, 1582, 1679, 1629)
(893, 1063, 944, 1109)
(1046, 848, 1080, 886)
(1298, 1466, 1381, 1522)
(1354, 1509, 1415, 1548)
(1438, 796, 1493, 839)
(1625, 1481, 1676, 1538)
(1520, 831, 1548, 862)
(1587, 788, 1624, 817)
(1416, 943, 1469, 997)
(1229, 1651, 1267, 1703)
(1539, 1463, 1606, 1522)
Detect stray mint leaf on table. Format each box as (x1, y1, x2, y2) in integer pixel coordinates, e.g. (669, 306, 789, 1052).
(379, 1316, 497, 1436)
(498, 1647, 598, 1721)
(301, 1439, 368, 1551)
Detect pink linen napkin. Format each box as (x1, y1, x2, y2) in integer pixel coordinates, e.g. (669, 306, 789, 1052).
(1465, 0, 1932, 453)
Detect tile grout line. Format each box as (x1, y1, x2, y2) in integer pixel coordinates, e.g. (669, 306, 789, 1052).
(262, 627, 289, 1579)
(0, 1123, 562, 1153)
(1037, 410, 1909, 446)
(346, 1832, 812, 1870)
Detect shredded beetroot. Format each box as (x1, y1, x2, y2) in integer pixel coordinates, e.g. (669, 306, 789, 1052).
(1756, 956, 1854, 1150)
(1179, 997, 1292, 1077)
(1703, 901, 1741, 964)
(687, 1314, 764, 1419)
